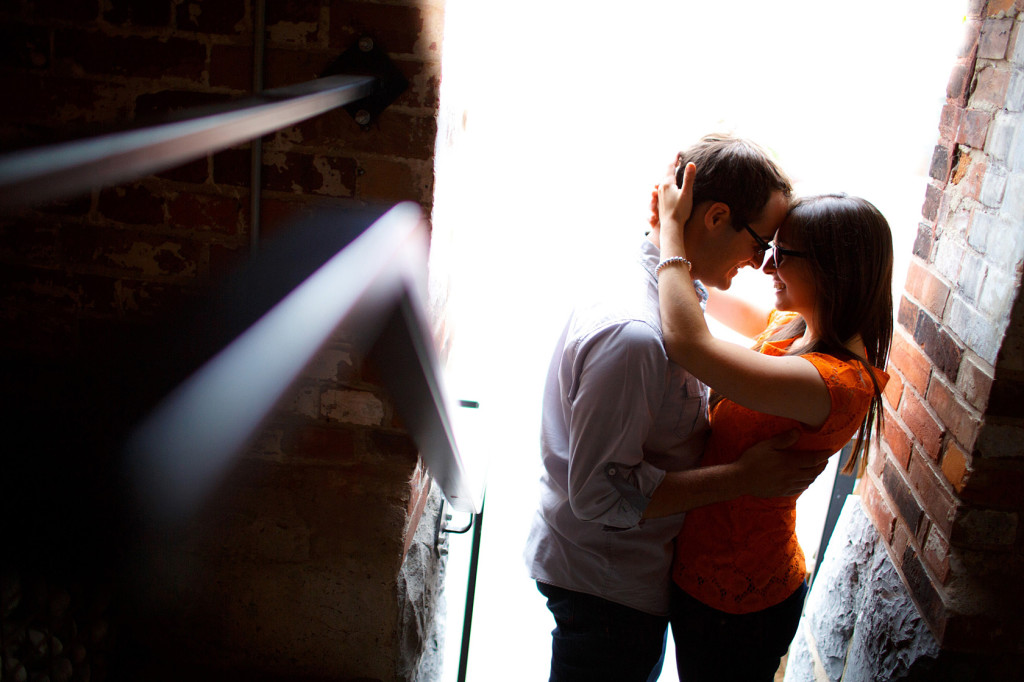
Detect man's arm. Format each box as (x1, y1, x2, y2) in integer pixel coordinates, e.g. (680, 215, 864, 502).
(642, 429, 831, 519)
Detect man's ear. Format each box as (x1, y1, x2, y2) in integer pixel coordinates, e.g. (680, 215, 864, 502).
(703, 202, 732, 232)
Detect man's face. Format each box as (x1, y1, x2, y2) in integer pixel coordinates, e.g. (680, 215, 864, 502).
(701, 190, 790, 290)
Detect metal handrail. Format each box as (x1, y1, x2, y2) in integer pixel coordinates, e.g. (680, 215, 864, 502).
(124, 202, 483, 525)
(0, 74, 375, 208)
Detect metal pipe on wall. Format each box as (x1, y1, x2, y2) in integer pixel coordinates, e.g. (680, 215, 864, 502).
(250, 0, 266, 254)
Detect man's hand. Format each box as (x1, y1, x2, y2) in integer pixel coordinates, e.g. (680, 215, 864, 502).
(735, 429, 832, 498)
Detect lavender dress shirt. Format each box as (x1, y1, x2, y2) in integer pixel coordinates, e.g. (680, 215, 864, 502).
(525, 237, 710, 616)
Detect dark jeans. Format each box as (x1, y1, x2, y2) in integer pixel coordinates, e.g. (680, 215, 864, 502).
(670, 581, 808, 682)
(537, 581, 668, 682)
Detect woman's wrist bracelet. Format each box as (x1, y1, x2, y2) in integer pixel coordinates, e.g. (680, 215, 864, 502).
(655, 256, 692, 277)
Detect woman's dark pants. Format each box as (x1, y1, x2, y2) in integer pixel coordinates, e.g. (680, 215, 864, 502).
(669, 581, 808, 682)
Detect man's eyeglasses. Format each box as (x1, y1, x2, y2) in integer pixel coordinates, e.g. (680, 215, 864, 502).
(738, 222, 808, 268)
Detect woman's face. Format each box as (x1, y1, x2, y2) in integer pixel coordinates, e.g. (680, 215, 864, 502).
(762, 221, 816, 317)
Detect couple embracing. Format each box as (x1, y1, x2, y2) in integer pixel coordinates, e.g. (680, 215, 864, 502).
(525, 134, 893, 682)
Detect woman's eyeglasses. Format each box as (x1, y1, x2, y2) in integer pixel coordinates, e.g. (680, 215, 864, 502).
(738, 223, 808, 268)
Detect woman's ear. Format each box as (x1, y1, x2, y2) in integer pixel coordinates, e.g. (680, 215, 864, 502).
(703, 202, 732, 232)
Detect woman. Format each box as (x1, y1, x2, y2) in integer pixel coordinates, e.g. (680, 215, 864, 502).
(655, 163, 893, 681)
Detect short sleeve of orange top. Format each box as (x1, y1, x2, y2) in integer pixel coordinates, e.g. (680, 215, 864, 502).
(671, 310, 888, 615)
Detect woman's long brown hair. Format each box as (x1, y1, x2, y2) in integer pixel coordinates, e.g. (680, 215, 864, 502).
(748, 193, 894, 476)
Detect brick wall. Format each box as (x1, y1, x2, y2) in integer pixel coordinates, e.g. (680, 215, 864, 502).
(860, 0, 1024, 658)
(0, 1, 448, 680)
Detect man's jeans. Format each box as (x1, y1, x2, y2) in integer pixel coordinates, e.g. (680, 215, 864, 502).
(537, 581, 667, 682)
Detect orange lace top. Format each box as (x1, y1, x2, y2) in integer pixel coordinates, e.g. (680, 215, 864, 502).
(671, 311, 888, 614)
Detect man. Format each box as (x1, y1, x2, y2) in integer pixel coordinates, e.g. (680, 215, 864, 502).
(524, 135, 828, 681)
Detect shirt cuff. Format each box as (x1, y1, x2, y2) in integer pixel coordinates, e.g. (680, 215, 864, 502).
(601, 461, 665, 529)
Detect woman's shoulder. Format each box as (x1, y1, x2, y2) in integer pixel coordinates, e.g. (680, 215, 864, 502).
(801, 352, 889, 396)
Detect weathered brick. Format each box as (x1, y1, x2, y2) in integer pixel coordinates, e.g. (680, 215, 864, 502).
(368, 430, 419, 462)
(266, 0, 321, 46)
(357, 158, 430, 203)
(975, 421, 1024, 459)
(974, 65, 1012, 109)
(928, 376, 982, 451)
(978, 17, 1014, 59)
(97, 183, 166, 225)
(984, 112, 1018, 161)
(157, 156, 210, 184)
(28, 0, 97, 23)
(922, 522, 952, 585)
(54, 30, 206, 81)
(959, 156, 988, 200)
(960, 458, 1024, 510)
(329, 1, 426, 56)
(304, 347, 357, 383)
(942, 611, 1021, 654)
(914, 312, 963, 381)
(912, 222, 935, 260)
(966, 209, 996, 252)
(898, 295, 920, 336)
(939, 104, 963, 142)
(262, 47, 334, 89)
(889, 328, 932, 395)
(929, 143, 954, 183)
(1000, 170, 1024, 223)
(0, 23, 51, 70)
(947, 63, 974, 106)
(978, 265, 1016, 320)
(957, 353, 994, 412)
(942, 441, 970, 491)
(883, 369, 905, 411)
(209, 242, 247, 282)
(167, 191, 245, 235)
(988, 376, 1024, 417)
(294, 109, 438, 161)
(901, 543, 947, 634)
(322, 388, 384, 426)
(175, 0, 248, 35)
(261, 150, 357, 197)
(103, 0, 171, 28)
(884, 403, 914, 469)
(956, 109, 993, 149)
(923, 182, 943, 222)
(282, 423, 357, 462)
(900, 388, 946, 460)
(209, 44, 254, 91)
(979, 162, 1007, 207)
(394, 59, 442, 110)
(861, 473, 896, 543)
(884, 460, 925, 534)
(985, 0, 1016, 18)
(63, 225, 200, 280)
(948, 295, 1001, 365)
(904, 258, 951, 318)
(135, 90, 234, 119)
(909, 452, 958, 539)
(212, 147, 253, 187)
(951, 506, 1018, 547)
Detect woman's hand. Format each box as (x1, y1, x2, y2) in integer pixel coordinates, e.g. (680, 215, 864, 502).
(657, 162, 695, 251)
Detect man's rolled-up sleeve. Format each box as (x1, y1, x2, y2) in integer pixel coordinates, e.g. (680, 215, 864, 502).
(564, 320, 666, 529)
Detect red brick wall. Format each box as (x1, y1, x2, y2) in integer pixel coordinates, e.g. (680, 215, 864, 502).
(0, 0, 448, 678)
(861, 0, 1024, 654)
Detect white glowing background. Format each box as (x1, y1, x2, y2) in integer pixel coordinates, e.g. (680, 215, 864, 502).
(431, 3, 967, 680)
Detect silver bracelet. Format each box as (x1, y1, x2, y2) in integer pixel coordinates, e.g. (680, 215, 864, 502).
(655, 256, 692, 276)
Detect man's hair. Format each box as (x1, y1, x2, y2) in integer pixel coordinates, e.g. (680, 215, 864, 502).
(675, 134, 793, 227)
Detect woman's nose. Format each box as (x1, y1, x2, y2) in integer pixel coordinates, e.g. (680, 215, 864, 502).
(762, 252, 777, 274)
